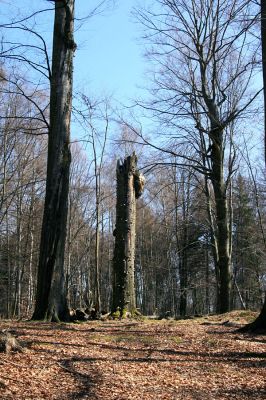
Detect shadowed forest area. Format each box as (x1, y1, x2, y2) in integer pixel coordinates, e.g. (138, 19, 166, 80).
(0, 312, 265, 399)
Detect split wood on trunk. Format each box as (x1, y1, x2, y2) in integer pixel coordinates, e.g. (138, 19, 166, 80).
(112, 152, 145, 317)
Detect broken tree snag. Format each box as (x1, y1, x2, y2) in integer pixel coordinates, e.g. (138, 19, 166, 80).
(112, 153, 145, 317)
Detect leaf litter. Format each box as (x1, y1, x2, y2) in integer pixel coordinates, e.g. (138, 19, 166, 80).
(0, 311, 265, 399)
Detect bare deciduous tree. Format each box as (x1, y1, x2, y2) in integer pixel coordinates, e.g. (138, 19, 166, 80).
(136, 0, 260, 313)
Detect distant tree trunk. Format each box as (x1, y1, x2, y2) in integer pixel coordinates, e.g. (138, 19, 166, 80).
(112, 153, 144, 316)
(32, 0, 75, 321)
(94, 192, 101, 313)
(205, 242, 210, 314)
(14, 189, 22, 319)
(179, 172, 190, 317)
(27, 229, 34, 315)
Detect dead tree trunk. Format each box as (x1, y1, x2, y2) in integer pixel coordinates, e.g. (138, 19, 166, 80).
(32, 0, 75, 322)
(112, 153, 145, 317)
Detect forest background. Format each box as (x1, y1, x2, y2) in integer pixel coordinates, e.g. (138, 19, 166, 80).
(0, 0, 265, 322)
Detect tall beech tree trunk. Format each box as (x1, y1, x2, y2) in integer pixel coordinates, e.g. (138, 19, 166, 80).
(240, 2, 266, 332)
(112, 153, 144, 316)
(250, 0, 266, 331)
(32, 0, 75, 321)
(262, 0, 266, 167)
(210, 127, 232, 314)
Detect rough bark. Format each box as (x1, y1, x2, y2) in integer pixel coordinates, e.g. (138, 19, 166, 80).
(179, 257, 188, 317)
(201, 64, 232, 313)
(243, 2, 266, 332)
(94, 197, 101, 314)
(204, 176, 220, 311)
(209, 129, 231, 312)
(179, 175, 189, 317)
(32, 0, 75, 321)
(238, 295, 266, 333)
(262, 0, 266, 166)
(210, 128, 232, 313)
(251, 0, 266, 332)
(112, 153, 144, 316)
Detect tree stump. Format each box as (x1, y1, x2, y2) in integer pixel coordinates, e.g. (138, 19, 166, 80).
(0, 330, 23, 354)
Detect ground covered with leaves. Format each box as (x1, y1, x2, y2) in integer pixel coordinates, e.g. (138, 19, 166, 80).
(0, 311, 265, 399)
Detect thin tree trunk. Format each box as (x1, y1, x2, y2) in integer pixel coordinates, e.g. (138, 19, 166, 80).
(205, 242, 210, 314)
(14, 175, 23, 319)
(179, 172, 189, 317)
(27, 230, 34, 316)
(94, 175, 101, 314)
(32, 0, 75, 321)
(6, 212, 11, 319)
(107, 210, 113, 308)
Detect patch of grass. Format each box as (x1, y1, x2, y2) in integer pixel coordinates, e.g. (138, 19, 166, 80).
(112, 334, 158, 346)
(236, 310, 258, 323)
(202, 338, 219, 348)
(203, 364, 223, 373)
(196, 310, 259, 325)
(170, 336, 183, 345)
(38, 342, 53, 347)
(87, 334, 103, 341)
(113, 334, 136, 343)
(139, 336, 158, 346)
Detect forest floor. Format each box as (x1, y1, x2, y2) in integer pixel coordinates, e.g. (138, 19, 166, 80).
(0, 311, 265, 400)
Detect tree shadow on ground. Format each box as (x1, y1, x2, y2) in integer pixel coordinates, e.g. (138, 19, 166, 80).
(57, 353, 266, 400)
(58, 357, 101, 399)
(54, 344, 266, 367)
(177, 387, 266, 400)
(217, 387, 266, 399)
(235, 336, 266, 344)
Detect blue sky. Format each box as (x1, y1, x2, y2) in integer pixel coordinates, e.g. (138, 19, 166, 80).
(74, 1, 147, 102)
(0, 1, 263, 164)
(1, 0, 148, 103)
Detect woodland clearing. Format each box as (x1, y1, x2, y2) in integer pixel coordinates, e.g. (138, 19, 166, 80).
(0, 311, 265, 400)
